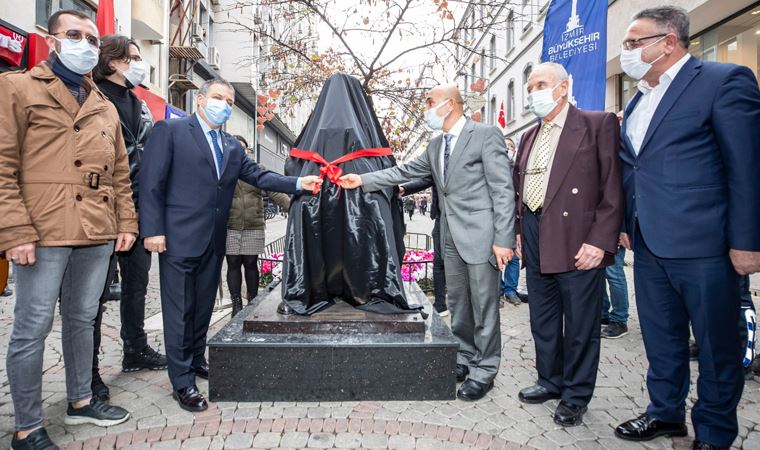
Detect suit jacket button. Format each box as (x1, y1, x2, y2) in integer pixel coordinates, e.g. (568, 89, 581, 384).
(76, 194, 82, 201)
(571, 188, 578, 194)
(74, 160, 82, 167)
(102, 196, 108, 203)
(562, 211, 568, 217)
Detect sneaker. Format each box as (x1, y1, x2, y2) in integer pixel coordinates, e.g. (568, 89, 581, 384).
(11, 428, 59, 450)
(1, 286, 12, 297)
(91, 370, 110, 402)
(122, 346, 167, 372)
(65, 399, 130, 427)
(601, 322, 628, 339)
(506, 292, 521, 306)
(435, 305, 450, 317)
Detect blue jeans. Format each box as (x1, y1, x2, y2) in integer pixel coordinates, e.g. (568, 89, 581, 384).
(500, 256, 520, 296)
(601, 247, 629, 325)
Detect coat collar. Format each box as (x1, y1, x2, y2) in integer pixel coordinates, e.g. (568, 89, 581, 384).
(443, 118, 474, 187)
(542, 104, 587, 211)
(189, 114, 221, 178)
(30, 62, 108, 121)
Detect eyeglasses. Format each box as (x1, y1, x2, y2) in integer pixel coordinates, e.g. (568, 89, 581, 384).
(52, 30, 100, 48)
(622, 33, 667, 51)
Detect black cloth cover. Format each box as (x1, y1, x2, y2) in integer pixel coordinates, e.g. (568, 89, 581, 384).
(282, 73, 414, 315)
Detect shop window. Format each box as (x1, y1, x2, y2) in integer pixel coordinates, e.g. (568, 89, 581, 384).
(36, 0, 96, 30)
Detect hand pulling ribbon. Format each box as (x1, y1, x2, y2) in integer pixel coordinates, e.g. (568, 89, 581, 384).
(290, 147, 393, 194)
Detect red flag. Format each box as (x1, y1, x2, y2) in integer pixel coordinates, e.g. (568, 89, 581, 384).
(96, 0, 115, 36)
(498, 101, 506, 128)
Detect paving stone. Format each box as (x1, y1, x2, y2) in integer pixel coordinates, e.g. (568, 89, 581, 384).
(388, 434, 416, 449)
(361, 433, 388, 448)
(280, 431, 309, 447)
(307, 432, 336, 448)
(334, 432, 363, 448)
(225, 432, 255, 449)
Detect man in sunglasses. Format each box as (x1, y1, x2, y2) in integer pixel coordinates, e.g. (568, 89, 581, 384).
(0, 10, 136, 450)
(614, 6, 760, 450)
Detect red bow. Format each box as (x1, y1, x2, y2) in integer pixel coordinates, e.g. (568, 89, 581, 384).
(290, 147, 393, 194)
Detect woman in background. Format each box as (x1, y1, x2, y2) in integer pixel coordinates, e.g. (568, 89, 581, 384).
(226, 136, 291, 317)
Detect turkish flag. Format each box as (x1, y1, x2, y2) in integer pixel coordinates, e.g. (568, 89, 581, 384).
(96, 0, 115, 36)
(498, 101, 506, 128)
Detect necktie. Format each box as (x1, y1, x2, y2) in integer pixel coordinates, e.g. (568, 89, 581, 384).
(524, 122, 554, 212)
(443, 134, 453, 180)
(209, 130, 224, 177)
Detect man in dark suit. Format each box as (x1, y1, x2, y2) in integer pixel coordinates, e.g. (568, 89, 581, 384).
(140, 79, 321, 412)
(513, 62, 623, 427)
(613, 7, 760, 449)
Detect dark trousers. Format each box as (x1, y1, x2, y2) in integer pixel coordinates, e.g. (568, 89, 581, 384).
(634, 226, 742, 447)
(522, 208, 604, 407)
(431, 219, 446, 311)
(119, 238, 153, 352)
(159, 243, 223, 390)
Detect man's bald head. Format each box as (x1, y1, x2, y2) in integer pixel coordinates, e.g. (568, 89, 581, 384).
(426, 85, 464, 113)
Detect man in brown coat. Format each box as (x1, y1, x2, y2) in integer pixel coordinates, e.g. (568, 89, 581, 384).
(0, 10, 138, 450)
(513, 62, 623, 427)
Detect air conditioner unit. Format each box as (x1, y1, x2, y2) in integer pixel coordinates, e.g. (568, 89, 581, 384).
(191, 23, 206, 41)
(209, 47, 221, 69)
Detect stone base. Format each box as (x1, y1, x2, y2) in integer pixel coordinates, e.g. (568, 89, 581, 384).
(208, 283, 458, 402)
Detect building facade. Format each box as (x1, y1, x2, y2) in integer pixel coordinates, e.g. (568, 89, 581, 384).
(454, 0, 760, 145)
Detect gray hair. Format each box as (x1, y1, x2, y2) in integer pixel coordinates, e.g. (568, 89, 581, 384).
(534, 62, 569, 83)
(198, 78, 234, 96)
(633, 6, 690, 49)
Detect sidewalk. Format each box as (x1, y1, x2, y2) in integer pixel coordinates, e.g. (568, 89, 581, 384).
(0, 214, 758, 449)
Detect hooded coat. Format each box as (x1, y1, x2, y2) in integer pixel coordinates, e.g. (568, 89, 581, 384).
(282, 73, 415, 315)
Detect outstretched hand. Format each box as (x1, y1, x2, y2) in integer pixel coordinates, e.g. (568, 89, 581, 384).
(339, 174, 363, 190)
(300, 176, 323, 192)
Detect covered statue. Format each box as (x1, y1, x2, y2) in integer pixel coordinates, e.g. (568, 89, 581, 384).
(281, 73, 417, 315)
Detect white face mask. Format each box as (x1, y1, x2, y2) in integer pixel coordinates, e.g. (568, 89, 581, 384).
(620, 36, 666, 80)
(424, 98, 451, 130)
(527, 84, 560, 118)
(55, 37, 99, 75)
(122, 60, 146, 88)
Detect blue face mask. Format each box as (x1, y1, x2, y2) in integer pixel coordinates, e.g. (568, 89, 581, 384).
(204, 98, 233, 126)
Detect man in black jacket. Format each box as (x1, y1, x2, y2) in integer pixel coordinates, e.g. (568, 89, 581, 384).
(90, 35, 166, 401)
(401, 179, 448, 316)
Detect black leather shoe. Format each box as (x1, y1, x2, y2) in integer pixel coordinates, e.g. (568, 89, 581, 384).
(689, 341, 699, 360)
(456, 379, 493, 401)
(692, 440, 726, 450)
(172, 386, 208, 412)
(553, 401, 587, 427)
(615, 413, 687, 441)
(518, 384, 561, 404)
(122, 346, 167, 372)
(11, 428, 59, 450)
(455, 364, 469, 382)
(195, 364, 209, 380)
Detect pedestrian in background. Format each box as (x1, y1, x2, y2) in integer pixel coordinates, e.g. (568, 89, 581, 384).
(501, 135, 521, 307)
(0, 10, 137, 450)
(404, 195, 416, 221)
(615, 7, 760, 448)
(226, 135, 290, 317)
(600, 111, 630, 340)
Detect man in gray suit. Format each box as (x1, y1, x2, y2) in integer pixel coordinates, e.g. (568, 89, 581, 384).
(340, 85, 515, 401)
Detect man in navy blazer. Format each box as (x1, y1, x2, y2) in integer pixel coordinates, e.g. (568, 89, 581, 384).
(614, 7, 760, 449)
(139, 79, 321, 412)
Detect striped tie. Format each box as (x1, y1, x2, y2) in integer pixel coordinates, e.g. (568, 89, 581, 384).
(443, 134, 453, 179)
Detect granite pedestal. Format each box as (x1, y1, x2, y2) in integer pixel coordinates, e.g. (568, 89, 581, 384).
(208, 283, 458, 402)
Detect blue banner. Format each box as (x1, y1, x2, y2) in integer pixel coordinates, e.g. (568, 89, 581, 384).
(541, 0, 607, 111)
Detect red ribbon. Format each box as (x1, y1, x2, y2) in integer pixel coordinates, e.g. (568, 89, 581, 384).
(290, 147, 393, 194)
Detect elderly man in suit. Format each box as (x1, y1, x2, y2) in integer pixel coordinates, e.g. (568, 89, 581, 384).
(513, 62, 623, 427)
(140, 78, 321, 412)
(613, 7, 760, 449)
(340, 85, 515, 401)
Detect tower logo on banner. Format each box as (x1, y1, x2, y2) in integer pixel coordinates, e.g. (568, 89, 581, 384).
(541, 0, 607, 111)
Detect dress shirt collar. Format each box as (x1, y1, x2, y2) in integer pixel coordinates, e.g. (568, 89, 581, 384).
(444, 115, 467, 138)
(196, 112, 219, 138)
(637, 53, 691, 95)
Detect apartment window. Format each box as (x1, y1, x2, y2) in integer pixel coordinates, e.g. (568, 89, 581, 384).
(150, 65, 156, 85)
(506, 11, 515, 53)
(470, 63, 476, 87)
(479, 50, 485, 78)
(507, 80, 515, 122)
(36, 0, 96, 29)
(522, 63, 533, 111)
(490, 96, 497, 125)
(521, 0, 532, 31)
(489, 34, 496, 72)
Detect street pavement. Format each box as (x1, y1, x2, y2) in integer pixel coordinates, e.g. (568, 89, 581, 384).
(0, 213, 758, 449)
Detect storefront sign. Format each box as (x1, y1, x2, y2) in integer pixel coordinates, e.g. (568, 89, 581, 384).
(0, 22, 27, 68)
